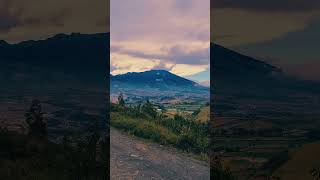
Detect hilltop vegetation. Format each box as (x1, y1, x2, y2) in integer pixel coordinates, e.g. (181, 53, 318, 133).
(110, 101, 210, 157)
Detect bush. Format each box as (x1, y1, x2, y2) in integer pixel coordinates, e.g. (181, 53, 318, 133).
(0, 131, 109, 179)
(110, 104, 210, 155)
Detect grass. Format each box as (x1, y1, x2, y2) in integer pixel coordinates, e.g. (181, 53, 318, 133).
(110, 104, 210, 157)
(195, 106, 210, 123)
(111, 112, 179, 145)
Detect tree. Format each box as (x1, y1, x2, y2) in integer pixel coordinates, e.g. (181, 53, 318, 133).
(25, 99, 47, 137)
(141, 100, 157, 119)
(118, 93, 125, 107)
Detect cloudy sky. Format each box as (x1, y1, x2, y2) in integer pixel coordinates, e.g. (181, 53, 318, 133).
(0, 0, 108, 43)
(212, 0, 320, 80)
(2, 0, 318, 81)
(111, 0, 210, 85)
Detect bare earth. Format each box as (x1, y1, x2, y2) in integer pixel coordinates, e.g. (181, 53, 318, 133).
(110, 128, 210, 180)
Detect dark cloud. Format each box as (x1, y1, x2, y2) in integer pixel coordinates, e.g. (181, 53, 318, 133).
(234, 20, 320, 80)
(235, 20, 320, 62)
(0, 1, 21, 32)
(0, 15, 18, 32)
(111, 45, 209, 65)
(0, 0, 109, 42)
(212, 0, 320, 12)
(175, 0, 194, 11)
(168, 45, 209, 65)
(23, 8, 70, 27)
(0, 7, 70, 32)
(212, 34, 236, 41)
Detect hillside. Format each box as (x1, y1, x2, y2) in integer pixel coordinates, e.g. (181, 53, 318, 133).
(211, 42, 320, 125)
(111, 70, 208, 94)
(112, 70, 197, 87)
(0, 33, 110, 179)
(196, 106, 210, 123)
(0, 33, 109, 86)
(273, 142, 320, 180)
(111, 70, 209, 106)
(110, 103, 210, 155)
(212, 43, 282, 81)
(211, 43, 320, 96)
(211, 43, 320, 179)
(0, 33, 109, 140)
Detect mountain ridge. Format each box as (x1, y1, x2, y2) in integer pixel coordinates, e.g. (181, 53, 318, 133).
(112, 69, 200, 87)
(0, 33, 109, 86)
(211, 43, 283, 81)
(110, 69, 209, 103)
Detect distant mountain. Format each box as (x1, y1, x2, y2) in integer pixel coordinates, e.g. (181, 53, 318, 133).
(211, 43, 320, 95)
(0, 33, 109, 86)
(111, 70, 207, 91)
(212, 44, 283, 83)
(211, 43, 320, 123)
(112, 70, 197, 87)
(110, 70, 209, 102)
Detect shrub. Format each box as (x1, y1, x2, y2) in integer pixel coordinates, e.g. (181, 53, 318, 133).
(110, 103, 210, 155)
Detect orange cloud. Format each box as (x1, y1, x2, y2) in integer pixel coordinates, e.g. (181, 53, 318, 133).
(111, 53, 161, 75)
(170, 64, 209, 76)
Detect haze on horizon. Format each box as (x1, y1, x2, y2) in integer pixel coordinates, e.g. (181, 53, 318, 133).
(111, 0, 210, 86)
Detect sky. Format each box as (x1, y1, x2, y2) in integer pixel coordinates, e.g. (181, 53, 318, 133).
(0, 0, 109, 43)
(212, 0, 320, 81)
(111, 0, 210, 86)
(2, 0, 318, 81)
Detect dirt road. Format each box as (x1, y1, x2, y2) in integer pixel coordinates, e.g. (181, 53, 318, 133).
(110, 128, 210, 180)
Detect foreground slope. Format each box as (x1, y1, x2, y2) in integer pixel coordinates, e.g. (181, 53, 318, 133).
(110, 128, 210, 180)
(273, 142, 320, 180)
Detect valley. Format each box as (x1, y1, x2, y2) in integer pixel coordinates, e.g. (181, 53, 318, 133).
(111, 70, 210, 116)
(110, 70, 211, 165)
(211, 43, 320, 179)
(0, 33, 110, 179)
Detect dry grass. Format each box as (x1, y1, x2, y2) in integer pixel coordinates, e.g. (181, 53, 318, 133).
(196, 106, 209, 123)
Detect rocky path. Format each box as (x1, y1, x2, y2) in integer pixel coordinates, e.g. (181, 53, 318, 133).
(110, 128, 210, 180)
